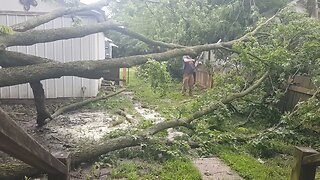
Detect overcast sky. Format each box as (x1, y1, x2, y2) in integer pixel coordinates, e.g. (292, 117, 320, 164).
(80, 0, 112, 18)
(80, 0, 101, 4)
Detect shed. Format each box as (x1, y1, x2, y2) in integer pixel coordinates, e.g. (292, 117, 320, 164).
(0, 0, 109, 99)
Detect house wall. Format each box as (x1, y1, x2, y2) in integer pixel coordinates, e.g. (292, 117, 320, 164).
(0, 0, 105, 99)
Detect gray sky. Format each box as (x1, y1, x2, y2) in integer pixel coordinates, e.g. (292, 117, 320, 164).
(80, 0, 100, 4)
(80, 0, 112, 18)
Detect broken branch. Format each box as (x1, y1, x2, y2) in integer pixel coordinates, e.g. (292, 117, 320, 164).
(2, 21, 120, 48)
(51, 88, 126, 119)
(11, 0, 112, 32)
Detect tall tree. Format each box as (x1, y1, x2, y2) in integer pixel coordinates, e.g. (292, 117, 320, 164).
(107, 0, 290, 57)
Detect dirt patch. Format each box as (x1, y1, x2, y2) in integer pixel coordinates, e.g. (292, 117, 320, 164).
(193, 157, 243, 180)
(0, 100, 133, 163)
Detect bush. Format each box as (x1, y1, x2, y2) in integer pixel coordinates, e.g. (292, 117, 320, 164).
(167, 58, 184, 80)
(137, 60, 172, 96)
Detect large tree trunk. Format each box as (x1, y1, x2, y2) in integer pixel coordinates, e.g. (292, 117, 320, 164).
(0, 72, 268, 179)
(29, 81, 52, 127)
(0, 13, 276, 88)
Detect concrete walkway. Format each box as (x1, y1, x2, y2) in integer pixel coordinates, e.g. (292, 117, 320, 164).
(193, 157, 243, 180)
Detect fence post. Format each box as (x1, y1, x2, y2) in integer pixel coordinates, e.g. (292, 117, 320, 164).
(48, 152, 71, 180)
(291, 146, 318, 180)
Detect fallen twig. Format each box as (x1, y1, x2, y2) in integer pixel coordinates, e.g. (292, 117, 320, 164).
(115, 110, 136, 124)
(52, 88, 126, 118)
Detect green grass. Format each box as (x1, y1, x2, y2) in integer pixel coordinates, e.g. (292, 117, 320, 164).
(88, 95, 134, 113)
(127, 67, 197, 119)
(91, 68, 320, 180)
(221, 151, 291, 180)
(124, 68, 295, 180)
(109, 161, 158, 180)
(195, 142, 292, 180)
(109, 159, 201, 180)
(160, 159, 202, 180)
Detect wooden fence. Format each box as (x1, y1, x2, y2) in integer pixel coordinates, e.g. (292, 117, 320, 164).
(195, 68, 317, 112)
(0, 108, 70, 179)
(195, 65, 213, 89)
(291, 146, 320, 180)
(283, 75, 317, 112)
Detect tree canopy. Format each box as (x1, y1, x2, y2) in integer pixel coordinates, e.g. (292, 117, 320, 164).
(107, 0, 290, 57)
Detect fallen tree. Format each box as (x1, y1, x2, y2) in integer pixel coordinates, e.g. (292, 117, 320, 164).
(0, 0, 317, 179)
(0, 0, 312, 177)
(0, 14, 274, 88)
(0, 71, 268, 179)
(0, 0, 279, 126)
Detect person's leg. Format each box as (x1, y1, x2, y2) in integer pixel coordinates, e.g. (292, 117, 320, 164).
(182, 74, 188, 95)
(188, 74, 195, 96)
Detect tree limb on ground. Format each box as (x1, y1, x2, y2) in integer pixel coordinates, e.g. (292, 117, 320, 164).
(0, 71, 268, 179)
(115, 109, 137, 124)
(51, 88, 126, 119)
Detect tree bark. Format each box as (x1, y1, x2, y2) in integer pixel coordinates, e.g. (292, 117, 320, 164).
(29, 81, 52, 126)
(51, 88, 126, 118)
(108, 27, 185, 49)
(0, 41, 252, 88)
(1, 21, 120, 48)
(0, 71, 268, 179)
(0, 13, 274, 128)
(115, 109, 136, 123)
(0, 51, 54, 126)
(0, 50, 53, 67)
(0, 13, 276, 88)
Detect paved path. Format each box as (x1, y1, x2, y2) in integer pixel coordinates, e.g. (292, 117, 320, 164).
(193, 157, 243, 180)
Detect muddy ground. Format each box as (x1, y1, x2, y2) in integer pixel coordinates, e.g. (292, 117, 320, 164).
(0, 91, 243, 180)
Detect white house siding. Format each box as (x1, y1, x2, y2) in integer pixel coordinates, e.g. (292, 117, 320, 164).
(0, 1, 105, 99)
